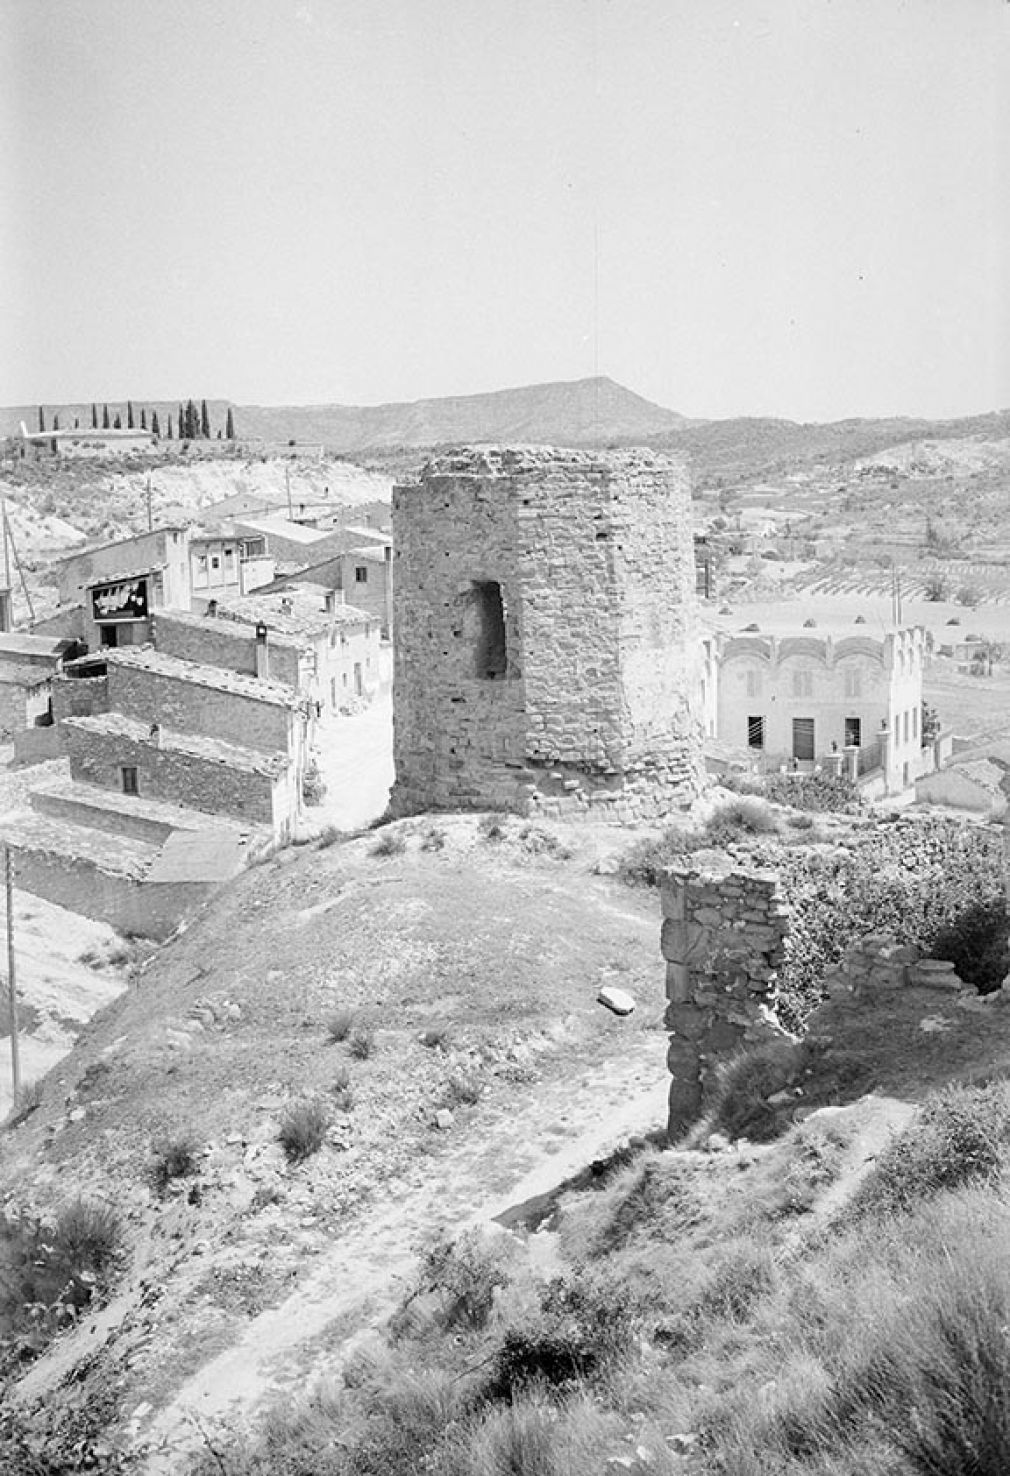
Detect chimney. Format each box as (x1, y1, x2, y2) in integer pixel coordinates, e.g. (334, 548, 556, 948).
(324, 590, 336, 615)
(149, 721, 162, 748)
(255, 621, 269, 680)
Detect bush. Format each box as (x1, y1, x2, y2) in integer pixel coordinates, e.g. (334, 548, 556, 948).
(486, 1271, 635, 1398)
(757, 770, 862, 814)
(704, 797, 780, 846)
(444, 1070, 482, 1107)
(349, 1026, 376, 1060)
(301, 758, 327, 807)
(278, 1098, 330, 1163)
(326, 1006, 356, 1042)
(0, 1198, 122, 1359)
(150, 1131, 202, 1194)
(414, 1229, 517, 1331)
(707, 1040, 799, 1142)
(371, 828, 407, 859)
(617, 825, 703, 886)
(5, 1080, 42, 1129)
(418, 824, 446, 852)
(931, 896, 1010, 994)
(852, 1082, 1010, 1217)
(477, 813, 507, 843)
(330, 1065, 353, 1112)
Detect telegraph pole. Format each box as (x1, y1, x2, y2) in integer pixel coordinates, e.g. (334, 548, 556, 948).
(146, 473, 153, 532)
(3, 846, 19, 1098)
(285, 462, 293, 521)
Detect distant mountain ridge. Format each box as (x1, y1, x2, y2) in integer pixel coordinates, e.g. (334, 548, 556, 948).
(235, 376, 690, 451)
(4, 378, 1009, 486)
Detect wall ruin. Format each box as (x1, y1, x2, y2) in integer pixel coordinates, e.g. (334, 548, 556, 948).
(390, 445, 704, 822)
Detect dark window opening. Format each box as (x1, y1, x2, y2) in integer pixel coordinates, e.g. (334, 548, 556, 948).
(471, 580, 508, 679)
(747, 715, 765, 749)
(121, 766, 139, 795)
(793, 717, 815, 762)
(355, 566, 368, 583)
(844, 716, 862, 748)
(99, 624, 118, 647)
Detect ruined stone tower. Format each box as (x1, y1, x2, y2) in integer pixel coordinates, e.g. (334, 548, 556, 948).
(390, 445, 704, 822)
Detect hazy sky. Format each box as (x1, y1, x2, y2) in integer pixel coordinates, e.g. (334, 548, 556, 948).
(3, 0, 1008, 421)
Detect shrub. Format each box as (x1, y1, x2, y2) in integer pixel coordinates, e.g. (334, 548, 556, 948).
(0, 1198, 123, 1356)
(330, 1065, 353, 1112)
(418, 824, 446, 852)
(5, 1080, 42, 1129)
(371, 828, 407, 859)
(931, 896, 1010, 994)
(957, 582, 981, 606)
(477, 813, 507, 843)
(326, 1006, 355, 1042)
(852, 1082, 1010, 1217)
(278, 1098, 330, 1163)
(150, 1131, 202, 1194)
(301, 758, 327, 807)
(758, 770, 862, 814)
(413, 1229, 517, 1331)
(704, 797, 780, 845)
(444, 1070, 482, 1107)
(518, 826, 573, 860)
(707, 1040, 799, 1142)
(486, 1271, 635, 1398)
(617, 825, 703, 886)
(317, 823, 343, 850)
(349, 1026, 376, 1060)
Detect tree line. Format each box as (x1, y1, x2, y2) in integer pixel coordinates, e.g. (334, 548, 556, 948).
(36, 401, 237, 441)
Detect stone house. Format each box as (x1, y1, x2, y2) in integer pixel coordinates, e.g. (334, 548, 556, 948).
(56, 527, 191, 610)
(714, 625, 929, 794)
(390, 445, 704, 821)
(56, 644, 308, 840)
(0, 666, 53, 742)
(212, 587, 381, 712)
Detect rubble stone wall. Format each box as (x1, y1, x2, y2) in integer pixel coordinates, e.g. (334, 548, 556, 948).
(107, 662, 292, 755)
(52, 675, 109, 724)
(661, 861, 788, 1136)
(62, 721, 279, 828)
(390, 445, 704, 822)
(153, 613, 301, 688)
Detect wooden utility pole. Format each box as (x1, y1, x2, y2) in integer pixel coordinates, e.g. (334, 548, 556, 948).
(3, 846, 19, 1098)
(285, 462, 293, 521)
(146, 473, 153, 532)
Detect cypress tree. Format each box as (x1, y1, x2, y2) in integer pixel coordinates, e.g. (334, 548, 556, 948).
(102, 405, 110, 429)
(114, 413, 122, 429)
(226, 407, 235, 440)
(53, 413, 60, 430)
(200, 399, 210, 439)
(178, 403, 185, 439)
(185, 399, 197, 439)
(91, 403, 98, 429)
(152, 410, 161, 437)
(127, 400, 134, 429)
(38, 406, 45, 432)
(140, 408, 147, 430)
(166, 415, 173, 439)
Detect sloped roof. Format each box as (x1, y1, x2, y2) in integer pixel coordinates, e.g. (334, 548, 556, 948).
(103, 645, 303, 709)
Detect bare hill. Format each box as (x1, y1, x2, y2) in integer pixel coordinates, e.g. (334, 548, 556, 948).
(235, 375, 689, 450)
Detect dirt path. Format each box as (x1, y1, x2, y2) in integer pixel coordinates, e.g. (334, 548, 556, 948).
(134, 1045, 668, 1470)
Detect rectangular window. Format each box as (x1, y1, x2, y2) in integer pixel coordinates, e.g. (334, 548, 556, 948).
(792, 670, 813, 698)
(747, 715, 765, 749)
(194, 554, 208, 588)
(792, 717, 815, 761)
(224, 547, 236, 574)
(844, 669, 862, 699)
(211, 555, 220, 571)
(913, 706, 919, 739)
(903, 710, 910, 745)
(355, 566, 368, 583)
(746, 669, 761, 698)
(844, 716, 862, 748)
(121, 766, 139, 796)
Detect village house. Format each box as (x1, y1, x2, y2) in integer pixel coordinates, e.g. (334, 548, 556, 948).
(16, 420, 156, 459)
(226, 513, 351, 569)
(187, 525, 276, 610)
(714, 624, 934, 795)
(212, 586, 381, 711)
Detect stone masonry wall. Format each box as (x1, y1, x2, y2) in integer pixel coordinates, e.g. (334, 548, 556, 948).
(107, 662, 292, 756)
(153, 613, 302, 689)
(52, 675, 109, 724)
(62, 720, 279, 828)
(661, 860, 789, 1136)
(391, 445, 704, 822)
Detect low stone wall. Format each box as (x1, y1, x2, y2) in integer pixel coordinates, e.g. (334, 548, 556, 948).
(661, 859, 789, 1136)
(812, 934, 964, 1006)
(52, 675, 109, 723)
(7, 843, 213, 942)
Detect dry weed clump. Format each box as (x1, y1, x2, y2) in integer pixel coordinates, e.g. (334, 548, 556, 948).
(278, 1098, 330, 1163)
(325, 1005, 356, 1042)
(371, 827, 407, 859)
(150, 1130, 202, 1194)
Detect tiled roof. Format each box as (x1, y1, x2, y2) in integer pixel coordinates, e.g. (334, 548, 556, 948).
(0, 633, 68, 660)
(215, 591, 376, 635)
(103, 645, 304, 708)
(0, 664, 52, 688)
(61, 712, 290, 776)
(153, 608, 306, 652)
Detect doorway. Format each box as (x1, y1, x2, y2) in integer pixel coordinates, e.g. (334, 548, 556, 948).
(792, 717, 815, 762)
